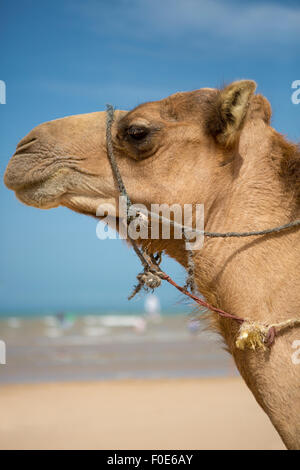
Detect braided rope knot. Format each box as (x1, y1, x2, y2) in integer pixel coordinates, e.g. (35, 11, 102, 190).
(128, 268, 163, 300)
(137, 271, 162, 289)
(236, 322, 271, 350)
(235, 318, 300, 350)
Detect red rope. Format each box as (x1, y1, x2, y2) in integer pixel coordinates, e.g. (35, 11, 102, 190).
(159, 271, 244, 324)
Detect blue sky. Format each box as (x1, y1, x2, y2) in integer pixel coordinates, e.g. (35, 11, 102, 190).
(0, 0, 299, 314)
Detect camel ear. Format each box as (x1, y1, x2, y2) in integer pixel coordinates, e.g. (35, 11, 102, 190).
(207, 80, 257, 147)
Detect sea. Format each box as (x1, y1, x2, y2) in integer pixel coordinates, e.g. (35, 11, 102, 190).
(0, 312, 237, 384)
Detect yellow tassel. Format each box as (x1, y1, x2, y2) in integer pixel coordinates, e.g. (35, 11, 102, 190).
(235, 322, 268, 351)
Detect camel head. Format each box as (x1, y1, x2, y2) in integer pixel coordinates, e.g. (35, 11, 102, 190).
(4, 81, 300, 449)
(5, 80, 270, 220)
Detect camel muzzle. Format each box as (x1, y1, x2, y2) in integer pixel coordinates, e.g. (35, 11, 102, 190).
(4, 125, 53, 191)
(4, 124, 72, 209)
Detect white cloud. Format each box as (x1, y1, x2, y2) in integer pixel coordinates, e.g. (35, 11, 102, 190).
(149, 0, 299, 40)
(68, 0, 300, 47)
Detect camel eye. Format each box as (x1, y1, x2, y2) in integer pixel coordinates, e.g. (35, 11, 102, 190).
(127, 126, 149, 141)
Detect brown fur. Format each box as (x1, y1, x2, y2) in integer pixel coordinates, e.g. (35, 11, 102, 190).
(4, 81, 300, 449)
(275, 134, 300, 203)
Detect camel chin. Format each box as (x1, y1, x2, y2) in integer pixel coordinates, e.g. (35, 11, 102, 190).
(14, 182, 63, 210)
(61, 194, 117, 218)
(15, 192, 60, 210)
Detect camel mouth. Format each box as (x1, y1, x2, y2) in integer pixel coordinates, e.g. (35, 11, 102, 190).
(5, 155, 70, 210)
(4, 139, 74, 208)
(4, 146, 64, 191)
(5, 160, 66, 209)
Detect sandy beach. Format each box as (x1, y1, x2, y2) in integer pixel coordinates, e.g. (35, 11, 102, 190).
(0, 316, 286, 449)
(0, 377, 284, 450)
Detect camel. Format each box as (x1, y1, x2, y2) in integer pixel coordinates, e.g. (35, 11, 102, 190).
(4, 80, 300, 449)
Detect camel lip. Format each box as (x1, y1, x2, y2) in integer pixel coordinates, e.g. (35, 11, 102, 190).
(8, 168, 68, 208)
(5, 172, 44, 192)
(5, 171, 53, 193)
(4, 152, 58, 192)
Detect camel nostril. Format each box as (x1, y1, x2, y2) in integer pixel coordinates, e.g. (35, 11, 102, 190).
(15, 136, 38, 154)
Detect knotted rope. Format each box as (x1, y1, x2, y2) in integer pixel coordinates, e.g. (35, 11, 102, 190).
(105, 104, 300, 350)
